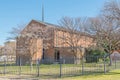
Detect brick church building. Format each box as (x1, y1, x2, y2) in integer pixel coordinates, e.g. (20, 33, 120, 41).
(16, 20, 95, 64)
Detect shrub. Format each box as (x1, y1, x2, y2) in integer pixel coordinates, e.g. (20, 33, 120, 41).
(85, 49, 105, 63)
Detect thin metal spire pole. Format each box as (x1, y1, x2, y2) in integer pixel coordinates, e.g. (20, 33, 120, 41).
(42, 0, 44, 22)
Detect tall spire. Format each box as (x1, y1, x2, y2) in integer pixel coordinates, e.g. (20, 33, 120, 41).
(42, 0, 44, 22)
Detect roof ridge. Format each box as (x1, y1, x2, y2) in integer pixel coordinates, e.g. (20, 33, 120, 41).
(33, 19, 60, 27)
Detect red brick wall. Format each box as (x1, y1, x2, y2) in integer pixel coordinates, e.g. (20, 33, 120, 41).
(16, 20, 95, 64)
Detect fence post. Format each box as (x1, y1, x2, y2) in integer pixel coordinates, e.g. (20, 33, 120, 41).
(60, 57, 62, 78)
(104, 56, 106, 74)
(37, 59, 40, 77)
(82, 57, 84, 75)
(4, 59, 6, 75)
(115, 57, 116, 69)
(19, 57, 21, 75)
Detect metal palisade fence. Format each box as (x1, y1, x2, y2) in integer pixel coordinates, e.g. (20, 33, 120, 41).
(0, 56, 120, 79)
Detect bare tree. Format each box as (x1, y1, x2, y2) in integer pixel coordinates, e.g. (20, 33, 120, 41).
(85, 1, 120, 65)
(4, 41, 16, 61)
(59, 17, 88, 63)
(18, 36, 39, 70)
(8, 24, 25, 40)
(101, 1, 120, 65)
(0, 46, 3, 56)
(102, 0, 120, 21)
(16, 21, 54, 66)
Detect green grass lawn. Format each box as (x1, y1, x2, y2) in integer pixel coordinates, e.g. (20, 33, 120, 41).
(0, 63, 119, 80)
(6, 69, 119, 80)
(50, 69, 120, 80)
(0, 63, 105, 75)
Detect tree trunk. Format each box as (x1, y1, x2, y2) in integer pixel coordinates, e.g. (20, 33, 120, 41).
(74, 56, 80, 64)
(76, 58, 81, 64)
(109, 54, 112, 66)
(30, 58, 33, 71)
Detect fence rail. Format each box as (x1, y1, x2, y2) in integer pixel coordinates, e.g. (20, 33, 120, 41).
(0, 56, 120, 79)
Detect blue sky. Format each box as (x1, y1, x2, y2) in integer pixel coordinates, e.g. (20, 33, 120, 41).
(0, 0, 107, 45)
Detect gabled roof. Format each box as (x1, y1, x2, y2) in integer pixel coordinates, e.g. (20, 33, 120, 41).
(21, 19, 67, 33)
(34, 20, 60, 28)
(21, 19, 94, 38)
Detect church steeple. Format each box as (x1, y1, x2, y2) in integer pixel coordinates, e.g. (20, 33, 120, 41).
(42, 0, 44, 22)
